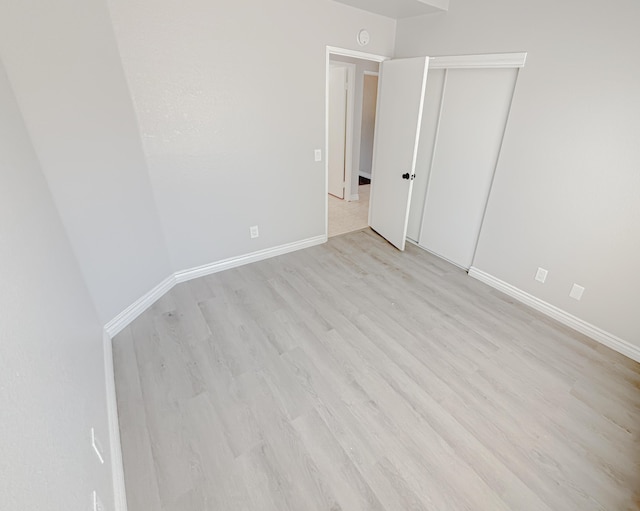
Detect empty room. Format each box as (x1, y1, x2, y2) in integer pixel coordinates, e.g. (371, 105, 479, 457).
(1, 0, 639, 510)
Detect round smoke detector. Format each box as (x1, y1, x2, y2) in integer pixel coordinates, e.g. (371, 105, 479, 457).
(357, 29, 370, 46)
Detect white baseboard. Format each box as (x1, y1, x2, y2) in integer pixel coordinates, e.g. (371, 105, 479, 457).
(359, 170, 371, 179)
(349, 193, 360, 201)
(174, 235, 327, 283)
(106, 236, 327, 337)
(468, 267, 640, 363)
(103, 331, 128, 511)
(104, 275, 176, 338)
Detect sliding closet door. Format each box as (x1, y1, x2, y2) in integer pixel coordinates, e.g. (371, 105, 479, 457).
(406, 68, 446, 242)
(418, 68, 518, 268)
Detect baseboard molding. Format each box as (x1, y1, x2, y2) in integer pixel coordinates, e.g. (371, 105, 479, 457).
(105, 236, 327, 337)
(106, 236, 327, 337)
(103, 331, 128, 511)
(104, 275, 176, 338)
(468, 267, 640, 363)
(349, 193, 360, 201)
(174, 235, 327, 283)
(359, 170, 372, 179)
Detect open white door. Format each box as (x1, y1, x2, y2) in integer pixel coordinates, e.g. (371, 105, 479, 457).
(369, 57, 429, 250)
(328, 65, 347, 199)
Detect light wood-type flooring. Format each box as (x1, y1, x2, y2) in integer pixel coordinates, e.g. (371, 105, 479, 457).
(113, 229, 640, 511)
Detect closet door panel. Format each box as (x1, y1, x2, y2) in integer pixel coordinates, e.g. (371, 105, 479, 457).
(418, 68, 517, 268)
(406, 69, 446, 242)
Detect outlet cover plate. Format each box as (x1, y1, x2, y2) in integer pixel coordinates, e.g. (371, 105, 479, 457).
(250, 225, 259, 239)
(314, 149, 322, 162)
(535, 267, 548, 283)
(569, 284, 585, 300)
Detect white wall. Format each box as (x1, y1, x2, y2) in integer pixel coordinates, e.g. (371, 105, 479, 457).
(0, 0, 172, 324)
(0, 61, 113, 511)
(107, 0, 395, 270)
(395, 0, 640, 345)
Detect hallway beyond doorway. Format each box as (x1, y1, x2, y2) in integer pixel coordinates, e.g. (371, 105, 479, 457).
(328, 184, 370, 237)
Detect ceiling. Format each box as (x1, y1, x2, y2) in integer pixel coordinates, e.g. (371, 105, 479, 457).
(333, 0, 448, 19)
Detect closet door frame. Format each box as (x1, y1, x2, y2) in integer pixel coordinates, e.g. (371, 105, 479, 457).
(429, 53, 527, 70)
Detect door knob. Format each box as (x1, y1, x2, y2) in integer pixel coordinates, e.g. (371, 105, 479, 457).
(402, 173, 410, 180)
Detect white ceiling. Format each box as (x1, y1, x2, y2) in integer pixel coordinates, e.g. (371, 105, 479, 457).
(333, 0, 448, 19)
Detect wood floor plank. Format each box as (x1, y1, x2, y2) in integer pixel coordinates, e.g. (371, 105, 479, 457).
(281, 346, 381, 471)
(235, 370, 342, 511)
(132, 313, 201, 504)
(293, 407, 386, 511)
(112, 328, 163, 511)
(114, 228, 640, 511)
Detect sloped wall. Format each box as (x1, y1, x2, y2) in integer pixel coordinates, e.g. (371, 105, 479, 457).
(0, 0, 172, 324)
(0, 60, 113, 511)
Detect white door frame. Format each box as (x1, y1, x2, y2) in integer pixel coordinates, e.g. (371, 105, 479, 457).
(325, 46, 389, 238)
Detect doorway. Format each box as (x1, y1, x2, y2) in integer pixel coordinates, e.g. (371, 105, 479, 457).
(325, 48, 526, 267)
(325, 47, 385, 238)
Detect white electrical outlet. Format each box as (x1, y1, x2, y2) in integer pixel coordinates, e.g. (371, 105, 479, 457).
(92, 490, 105, 511)
(535, 267, 548, 283)
(569, 284, 585, 301)
(314, 149, 322, 162)
(250, 225, 259, 239)
(91, 428, 105, 464)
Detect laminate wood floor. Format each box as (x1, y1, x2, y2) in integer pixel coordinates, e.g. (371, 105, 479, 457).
(113, 229, 640, 511)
